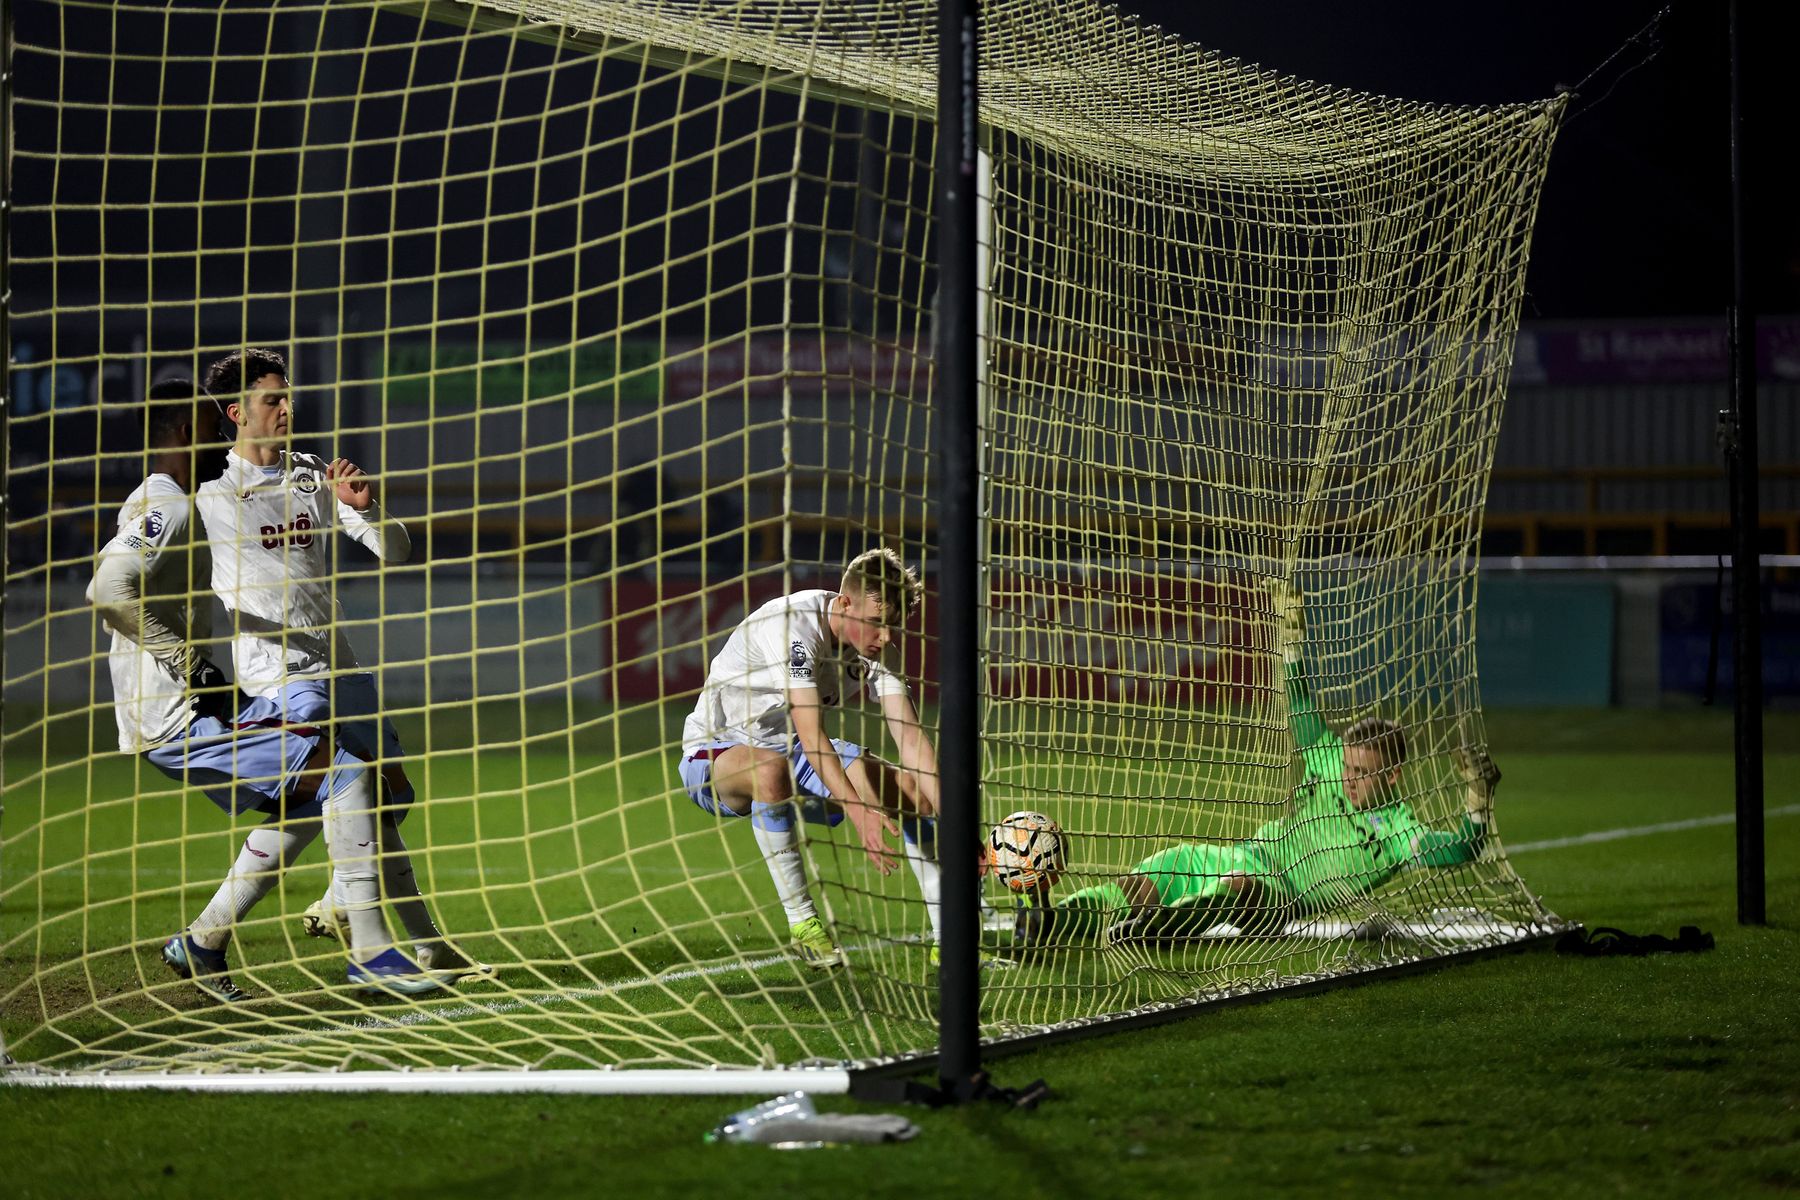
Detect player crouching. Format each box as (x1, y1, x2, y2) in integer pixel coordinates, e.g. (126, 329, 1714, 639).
(677, 549, 956, 969)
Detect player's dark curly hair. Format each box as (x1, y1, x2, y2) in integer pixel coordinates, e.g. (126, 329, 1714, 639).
(203, 348, 289, 399)
(143, 378, 202, 445)
(1344, 716, 1407, 769)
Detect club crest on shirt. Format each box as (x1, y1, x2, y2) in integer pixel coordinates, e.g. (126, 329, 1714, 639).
(142, 510, 164, 539)
(292, 470, 319, 497)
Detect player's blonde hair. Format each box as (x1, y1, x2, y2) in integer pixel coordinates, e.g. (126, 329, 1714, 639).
(841, 548, 923, 620)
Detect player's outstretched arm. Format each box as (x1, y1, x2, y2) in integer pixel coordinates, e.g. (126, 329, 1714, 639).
(1396, 749, 1501, 866)
(790, 687, 897, 874)
(327, 457, 412, 564)
(1265, 578, 1332, 750)
(880, 690, 939, 816)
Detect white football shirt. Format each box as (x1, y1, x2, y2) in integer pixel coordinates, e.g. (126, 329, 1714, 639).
(681, 590, 908, 754)
(196, 449, 410, 697)
(87, 474, 211, 752)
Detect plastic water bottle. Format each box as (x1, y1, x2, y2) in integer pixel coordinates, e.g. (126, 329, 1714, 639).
(707, 1091, 819, 1144)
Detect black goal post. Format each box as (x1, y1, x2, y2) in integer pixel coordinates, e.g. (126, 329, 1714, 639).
(934, 0, 984, 1097)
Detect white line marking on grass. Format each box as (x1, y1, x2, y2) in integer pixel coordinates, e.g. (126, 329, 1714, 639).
(1509, 803, 1800, 854)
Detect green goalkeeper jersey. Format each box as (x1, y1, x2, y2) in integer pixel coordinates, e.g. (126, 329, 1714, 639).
(1258, 662, 1481, 908)
(1055, 661, 1486, 921)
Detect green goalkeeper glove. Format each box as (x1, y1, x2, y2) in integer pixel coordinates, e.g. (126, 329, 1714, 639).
(1265, 577, 1305, 664)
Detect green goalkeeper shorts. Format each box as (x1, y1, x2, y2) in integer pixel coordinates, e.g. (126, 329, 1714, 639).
(1134, 840, 1290, 907)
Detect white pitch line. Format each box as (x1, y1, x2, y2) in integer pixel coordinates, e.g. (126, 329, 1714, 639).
(1508, 803, 1800, 854)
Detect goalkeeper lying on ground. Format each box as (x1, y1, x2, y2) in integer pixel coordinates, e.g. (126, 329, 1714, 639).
(1016, 580, 1501, 948)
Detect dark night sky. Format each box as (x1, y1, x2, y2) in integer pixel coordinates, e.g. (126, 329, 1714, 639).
(1123, 1, 1796, 321)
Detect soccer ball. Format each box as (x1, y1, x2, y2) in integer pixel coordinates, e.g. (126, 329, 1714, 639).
(985, 811, 1067, 892)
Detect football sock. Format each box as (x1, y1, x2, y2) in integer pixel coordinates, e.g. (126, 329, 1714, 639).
(323, 775, 413, 914)
(377, 812, 444, 948)
(1055, 882, 1130, 937)
(323, 749, 390, 962)
(750, 801, 816, 925)
(189, 816, 323, 951)
(900, 816, 943, 943)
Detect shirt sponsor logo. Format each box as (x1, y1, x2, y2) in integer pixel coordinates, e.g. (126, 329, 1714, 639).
(260, 514, 316, 550)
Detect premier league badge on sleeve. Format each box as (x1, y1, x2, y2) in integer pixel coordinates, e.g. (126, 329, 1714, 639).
(143, 510, 165, 539)
(789, 640, 810, 677)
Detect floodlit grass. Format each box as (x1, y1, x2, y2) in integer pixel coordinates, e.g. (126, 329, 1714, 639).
(3, 707, 1797, 1196)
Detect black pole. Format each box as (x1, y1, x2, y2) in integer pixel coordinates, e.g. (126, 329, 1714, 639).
(1726, 0, 1764, 925)
(935, 0, 982, 1096)
(0, 0, 13, 766)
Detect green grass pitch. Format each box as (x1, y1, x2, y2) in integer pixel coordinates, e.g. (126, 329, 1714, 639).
(2, 707, 1796, 1197)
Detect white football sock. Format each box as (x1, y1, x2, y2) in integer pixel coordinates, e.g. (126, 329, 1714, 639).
(188, 816, 323, 951)
(378, 812, 444, 948)
(323, 751, 390, 962)
(750, 802, 815, 924)
(901, 817, 943, 943)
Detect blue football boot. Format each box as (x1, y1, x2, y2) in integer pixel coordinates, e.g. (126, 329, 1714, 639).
(347, 948, 449, 998)
(161, 932, 250, 1003)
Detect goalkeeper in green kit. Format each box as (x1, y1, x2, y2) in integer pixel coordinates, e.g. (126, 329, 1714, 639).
(1015, 580, 1501, 948)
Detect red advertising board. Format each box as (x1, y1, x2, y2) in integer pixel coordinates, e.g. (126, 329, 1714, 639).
(604, 568, 1268, 707)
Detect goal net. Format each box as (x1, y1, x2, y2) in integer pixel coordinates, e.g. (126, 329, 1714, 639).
(1, 0, 1567, 1081)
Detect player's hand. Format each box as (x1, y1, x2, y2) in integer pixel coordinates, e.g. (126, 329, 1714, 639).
(188, 659, 234, 723)
(326, 458, 375, 510)
(1264, 577, 1304, 662)
(1454, 745, 1502, 815)
(844, 800, 900, 875)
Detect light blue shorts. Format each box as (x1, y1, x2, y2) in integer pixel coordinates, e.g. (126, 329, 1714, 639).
(678, 739, 861, 827)
(144, 681, 330, 818)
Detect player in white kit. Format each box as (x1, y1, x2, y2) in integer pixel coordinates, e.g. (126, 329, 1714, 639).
(197, 348, 484, 988)
(90, 379, 429, 1000)
(677, 549, 962, 968)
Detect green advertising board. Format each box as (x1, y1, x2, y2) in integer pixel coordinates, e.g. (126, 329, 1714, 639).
(373, 340, 665, 409)
(1475, 577, 1615, 707)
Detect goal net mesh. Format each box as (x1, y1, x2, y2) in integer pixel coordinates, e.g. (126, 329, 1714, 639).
(1, 0, 1566, 1075)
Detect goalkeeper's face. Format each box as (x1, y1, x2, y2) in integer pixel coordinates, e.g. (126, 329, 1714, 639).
(1341, 742, 1401, 810)
(832, 589, 898, 658)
